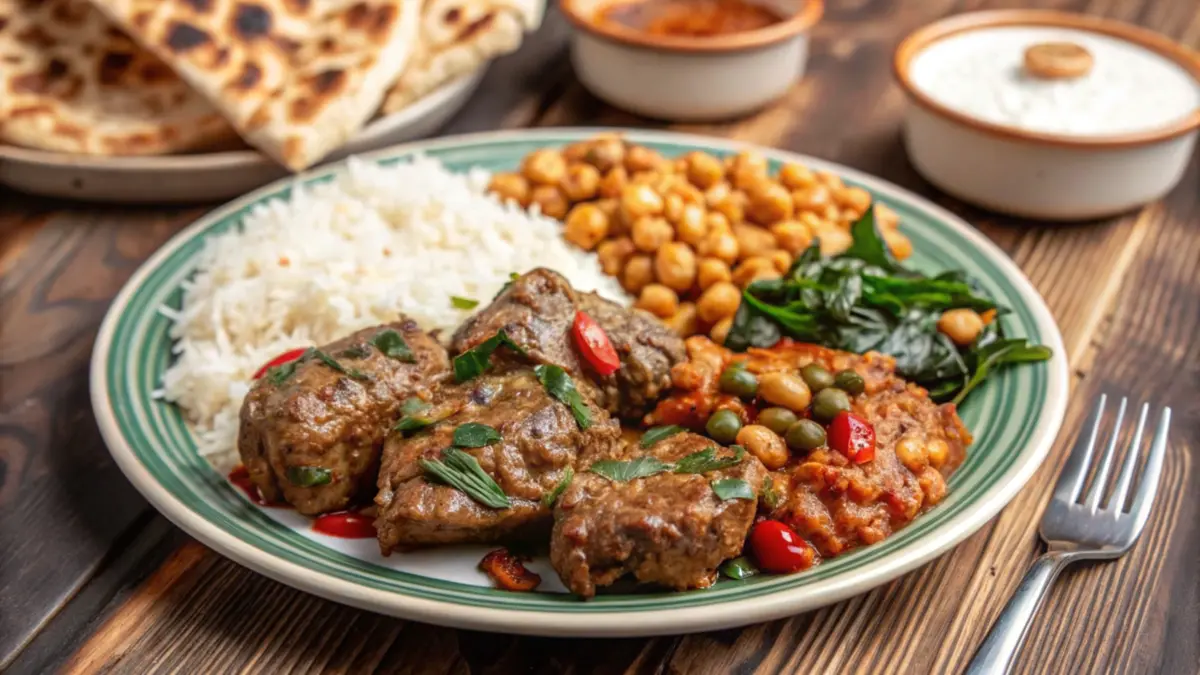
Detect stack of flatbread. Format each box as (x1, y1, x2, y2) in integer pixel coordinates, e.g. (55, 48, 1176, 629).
(0, 0, 542, 171)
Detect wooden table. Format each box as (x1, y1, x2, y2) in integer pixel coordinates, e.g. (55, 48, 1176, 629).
(2, 2, 1198, 673)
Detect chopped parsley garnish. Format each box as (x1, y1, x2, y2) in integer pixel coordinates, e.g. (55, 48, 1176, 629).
(452, 422, 502, 448)
(420, 448, 511, 509)
(312, 349, 369, 380)
(285, 465, 332, 487)
(761, 475, 781, 509)
(339, 345, 371, 359)
(720, 556, 759, 580)
(639, 425, 685, 448)
(393, 397, 436, 433)
(711, 478, 754, 501)
(371, 329, 415, 363)
(673, 446, 745, 474)
(587, 456, 672, 482)
(542, 467, 574, 508)
(534, 364, 591, 430)
(451, 296, 480, 310)
(266, 348, 314, 386)
(452, 330, 527, 382)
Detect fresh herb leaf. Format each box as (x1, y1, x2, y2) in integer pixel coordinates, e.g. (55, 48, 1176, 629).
(542, 467, 574, 508)
(313, 349, 369, 380)
(839, 205, 910, 276)
(453, 330, 527, 382)
(339, 344, 371, 359)
(639, 425, 685, 448)
(952, 339, 1053, 405)
(267, 348, 314, 386)
(534, 364, 591, 429)
(452, 422, 502, 448)
(674, 446, 746, 474)
(285, 465, 332, 487)
(588, 456, 672, 482)
(494, 272, 521, 299)
(720, 556, 759, 580)
(711, 478, 754, 501)
(761, 475, 781, 509)
(451, 296, 480, 310)
(420, 448, 511, 509)
(394, 397, 435, 433)
(371, 329, 415, 363)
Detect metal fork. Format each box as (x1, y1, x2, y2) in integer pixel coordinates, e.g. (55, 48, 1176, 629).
(965, 394, 1172, 675)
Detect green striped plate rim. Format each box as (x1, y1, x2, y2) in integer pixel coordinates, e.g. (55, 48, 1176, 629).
(91, 129, 1069, 637)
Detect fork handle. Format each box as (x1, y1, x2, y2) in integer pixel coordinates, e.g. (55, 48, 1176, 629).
(964, 552, 1072, 675)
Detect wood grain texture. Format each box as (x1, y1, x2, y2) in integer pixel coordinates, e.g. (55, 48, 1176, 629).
(3, 0, 1199, 673)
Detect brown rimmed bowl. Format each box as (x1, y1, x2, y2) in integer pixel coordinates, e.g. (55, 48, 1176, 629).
(894, 10, 1200, 220)
(561, 0, 823, 121)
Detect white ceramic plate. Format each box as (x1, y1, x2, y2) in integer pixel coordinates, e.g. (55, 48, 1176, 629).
(90, 128, 1069, 637)
(0, 70, 484, 204)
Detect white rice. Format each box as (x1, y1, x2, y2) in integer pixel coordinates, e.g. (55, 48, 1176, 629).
(161, 155, 626, 469)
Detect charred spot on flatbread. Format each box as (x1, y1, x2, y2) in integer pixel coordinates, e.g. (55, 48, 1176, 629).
(0, 17, 9, 32)
(232, 3, 272, 40)
(181, 0, 215, 12)
(16, 26, 54, 49)
(459, 13, 496, 41)
(282, 0, 311, 14)
(50, 0, 87, 23)
(140, 60, 175, 83)
(97, 51, 134, 85)
(311, 68, 346, 95)
(166, 22, 213, 52)
(232, 61, 262, 90)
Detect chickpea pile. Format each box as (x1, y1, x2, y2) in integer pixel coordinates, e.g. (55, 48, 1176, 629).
(488, 135, 914, 343)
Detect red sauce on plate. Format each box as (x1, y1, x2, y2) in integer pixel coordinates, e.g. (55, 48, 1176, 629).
(228, 465, 278, 507)
(312, 511, 376, 539)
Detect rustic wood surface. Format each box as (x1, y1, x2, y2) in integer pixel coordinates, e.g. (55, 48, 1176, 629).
(2, 0, 1197, 673)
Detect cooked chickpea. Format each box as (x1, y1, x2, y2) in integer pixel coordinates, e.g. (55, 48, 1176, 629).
(697, 281, 741, 323)
(757, 372, 812, 411)
(669, 181, 704, 205)
(705, 211, 732, 236)
(835, 186, 872, 215)
(815, 225, 853, 256)
(733, 224, 776, 260)
(622, 255, 654, 294)
(560, 163, 601, 202)
(598, 166, 628, 199)
(625, 144, 665, 173)
(770, 250, 792, 274)
(562, 140, 591, 163)
(620, 183, 665, 223)
(521, 149, 567, 185)
(530, 185, 569, 220)
(883, 229, 914, 260)
(664, 302, 698, 336)
(937, 308, 984, 347)
(563, 203, 609, 250)
(712, 192, 746, 224)
(732, 257, 780, 288)
(927, 439, 950, 468)
(596, 237, 635, 276)
(698, 231, 739, 264)
(632, 216, 674, 252)
(770, 220, 813, 254)
(636, 283, 679, 318)
(704, 182, 731, 208)
(662, 193, 685, 224)
(729, 151, 768, 190)
(876, 202, 900, 229)
(736, 425, 789, 470)
(488, 172, 530, 206)
(746, 182, 794, 225)
(684, 151, 725, 189)
(676, 204, 708, 246)
(894, 436, 928, 472)
(710, 316, 734, 344)
(697, 257, 732, 290)
(778, 162, 816, 190)
(792, 184, 832, 212)
(816, 170, 844, 190)
(821, 204, 842, 223)
(630, 170, 657, 186)
(583, 136, 625, 172)
(655, 242, 697, 292)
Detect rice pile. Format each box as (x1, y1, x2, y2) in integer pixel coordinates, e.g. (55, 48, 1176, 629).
(159, 156, 626, 469)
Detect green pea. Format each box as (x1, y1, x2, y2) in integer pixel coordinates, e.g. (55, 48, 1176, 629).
(719, 366, 759, 399)
(833, 370, 865, 396)
(800, 363, 834, 392)
(786, 419, 826, 451)
(706, 409, 743, 444)
(811, 387, 851, 423)
(757, 407, 798, 435)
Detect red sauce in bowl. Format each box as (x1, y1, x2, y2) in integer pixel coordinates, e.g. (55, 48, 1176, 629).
(596, 0, 783, 38)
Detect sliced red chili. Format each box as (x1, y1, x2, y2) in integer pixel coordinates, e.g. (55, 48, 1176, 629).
(479, 548, 542, 592)
(252, 347, 309, 380)
(748, 520, 815, 574)
(571, 311, 620, 376)
(827, 411, 876, 464)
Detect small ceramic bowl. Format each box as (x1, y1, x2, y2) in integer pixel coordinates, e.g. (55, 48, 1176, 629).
(561, 0, 823, 121)
(894, 11, 1200, 221)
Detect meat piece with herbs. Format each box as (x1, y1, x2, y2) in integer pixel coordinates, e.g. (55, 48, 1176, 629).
(237, 319, 450, 515)
(450, 268, 686, 419)
(374, 368, 621, 553)
(550, 432, 766, 597)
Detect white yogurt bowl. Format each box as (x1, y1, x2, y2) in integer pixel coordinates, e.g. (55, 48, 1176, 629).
(894, 11, 1200, 220)
(561, 0, 822, 121)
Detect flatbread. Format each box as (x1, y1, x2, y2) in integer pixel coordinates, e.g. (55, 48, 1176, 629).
(0, 0, 235, 155)
(381, 0, 541, 114)
(87, 0, 422, 170)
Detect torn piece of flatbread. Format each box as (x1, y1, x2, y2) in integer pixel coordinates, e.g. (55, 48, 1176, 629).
(0, 0, 235, 155)
(86, 0, 422, 170)
(381, 0, 542, 114)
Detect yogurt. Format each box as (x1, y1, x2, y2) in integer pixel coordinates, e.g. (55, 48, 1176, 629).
(909, 26, 1200, 137)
